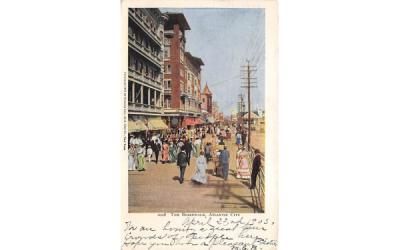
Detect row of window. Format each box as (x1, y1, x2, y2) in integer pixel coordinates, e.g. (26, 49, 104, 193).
(128, 25, 161, 58)
(162, 97, 202, 111)
(162, 78, 200, 98)
(128, 55, 161, 81)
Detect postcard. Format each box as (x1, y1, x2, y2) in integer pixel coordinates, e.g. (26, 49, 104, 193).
(121, 0, 278, 249)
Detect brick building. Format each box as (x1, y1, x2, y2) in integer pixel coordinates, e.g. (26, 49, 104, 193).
(162, 12, 204, 128)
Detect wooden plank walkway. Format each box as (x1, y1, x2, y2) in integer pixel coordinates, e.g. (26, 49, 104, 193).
(128, 136, 260, 213)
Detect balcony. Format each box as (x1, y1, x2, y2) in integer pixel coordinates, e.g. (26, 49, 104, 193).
(129, 10, 162, 45)
(128, 40, 162, 67)
(128, 68, 162, 88)
(129, 102, 162, 114)
(164, 88, 172, 94)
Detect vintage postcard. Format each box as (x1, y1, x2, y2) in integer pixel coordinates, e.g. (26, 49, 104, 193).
(121, 0, 278, 249)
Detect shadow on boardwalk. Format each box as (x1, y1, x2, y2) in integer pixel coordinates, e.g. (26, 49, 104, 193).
(128, 137, 264, 213)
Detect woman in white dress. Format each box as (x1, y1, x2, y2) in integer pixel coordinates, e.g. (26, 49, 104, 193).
(146, 146, 153, 163)
(128, 144, 136, 171)
(191, 151, 208, 184)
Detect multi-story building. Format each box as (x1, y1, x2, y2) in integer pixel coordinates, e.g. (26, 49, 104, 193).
(162, 12, 204, 128)
(128, 8, 168, 132)
(184, 52, 203, 116)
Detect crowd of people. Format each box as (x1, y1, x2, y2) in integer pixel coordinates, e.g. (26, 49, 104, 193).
(128, 124, 262, 188)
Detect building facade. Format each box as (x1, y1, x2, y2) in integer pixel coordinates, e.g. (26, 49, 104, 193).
(128, 8, 168, 132)
(184, 52, 203, 116)
(162, 12, 204, 128)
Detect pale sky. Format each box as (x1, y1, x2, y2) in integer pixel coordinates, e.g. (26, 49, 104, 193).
(161, 8, 265, 115)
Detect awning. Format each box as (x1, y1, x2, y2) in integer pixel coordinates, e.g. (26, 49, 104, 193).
(147, 118, 168, 130)
(194, 118, 204, 125)
(182, 117, 196, 127)
(128, 120, 148, 133)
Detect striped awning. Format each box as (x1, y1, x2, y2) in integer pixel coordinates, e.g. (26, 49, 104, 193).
(128, 120, 148, 133)
(147, 118, 168, 130)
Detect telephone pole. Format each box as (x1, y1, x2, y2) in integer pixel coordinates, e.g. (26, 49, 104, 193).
(241, 60, 257, 151)
(237, 93, 244, 127)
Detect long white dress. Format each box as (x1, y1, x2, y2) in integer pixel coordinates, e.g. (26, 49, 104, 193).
(128, 147, 136, 171)
(191, 156, 208, 184)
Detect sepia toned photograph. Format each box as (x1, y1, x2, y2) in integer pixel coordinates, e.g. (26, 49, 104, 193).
(126, 7, 266, 213)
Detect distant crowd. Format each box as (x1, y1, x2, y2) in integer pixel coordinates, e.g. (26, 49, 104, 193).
(128, 124, 262, 189)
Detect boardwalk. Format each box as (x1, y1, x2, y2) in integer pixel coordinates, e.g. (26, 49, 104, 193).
(128, 136, 263, 213)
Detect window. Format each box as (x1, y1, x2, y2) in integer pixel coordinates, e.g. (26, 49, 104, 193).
(138, 61, 143, 73)
(164, 96, 171, 108)
(128, 81, 133, 102)
(163, 80, 171, 89)
(164, 47, 170, 58)
(164, 64, 171, 74)
(134, 84, 141, 103)
(143, 86, 149, 105)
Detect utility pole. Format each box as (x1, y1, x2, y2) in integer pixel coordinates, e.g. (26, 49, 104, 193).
(241, 60, 257, 151)
(237, 93, 244, 127)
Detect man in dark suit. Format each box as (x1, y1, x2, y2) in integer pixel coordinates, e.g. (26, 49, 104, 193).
(250, 149, 262, 189)
(184, 138, 193, 166)
(176, 146, 188, 184)
(152, 139, 161, 164)
(219, 145, 230, 181)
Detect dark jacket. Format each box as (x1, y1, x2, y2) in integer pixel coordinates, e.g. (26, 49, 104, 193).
(252, 154, 261, 172)
(219, 149, 230, 165)
(184, 141, 192, 153)
(177, 151, 188, 167)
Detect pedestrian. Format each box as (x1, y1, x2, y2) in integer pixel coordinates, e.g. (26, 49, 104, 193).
(168, 141, 176, 163)
(250, 149, 262, 189)
(136, 146, 145, 171)
(128, 144, 137, 171)
(204, 142, 212, 162)
(184, 138, 193, 166)
(219, 145, 230, 181)
(177, 146, 188, 184)
(193, 137, 201, 158)
(152, 139, 161, 164)
(162, 141, 169, 164)
(191, 151, 208, 184)
(146, 145, 153, 163)
(236, 149, 251, 179)
(129, 134, 136, 147)
(236, 132, 242, 148)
